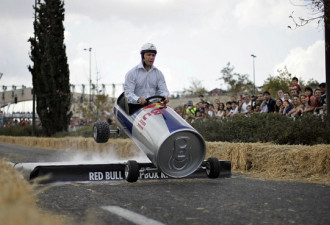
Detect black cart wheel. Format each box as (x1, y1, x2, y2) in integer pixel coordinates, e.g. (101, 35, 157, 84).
(125, 160, 139, 183)
(206, 157, 220, 178)
(93, 121, 110, 143)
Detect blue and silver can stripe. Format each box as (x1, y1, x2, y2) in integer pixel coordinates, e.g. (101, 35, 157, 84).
(130, 104, 206, 178)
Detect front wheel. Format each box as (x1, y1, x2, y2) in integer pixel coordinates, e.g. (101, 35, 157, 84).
(125, 160, 139, 183)
(93, 120, 110, 143)
(206, 157, 220, 178)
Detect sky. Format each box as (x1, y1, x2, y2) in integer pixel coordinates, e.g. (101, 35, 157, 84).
(0, 0, 326, 99)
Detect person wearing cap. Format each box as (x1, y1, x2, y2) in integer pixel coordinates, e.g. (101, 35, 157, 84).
(124, 43, 170, 114)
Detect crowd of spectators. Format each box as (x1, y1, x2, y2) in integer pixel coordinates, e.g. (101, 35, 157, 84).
(175, 78, 327, 123)
(0, 111, 37, 127)
(0, 78, 327, 129)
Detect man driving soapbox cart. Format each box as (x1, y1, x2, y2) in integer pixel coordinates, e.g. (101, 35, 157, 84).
(93, 93, 231, 182)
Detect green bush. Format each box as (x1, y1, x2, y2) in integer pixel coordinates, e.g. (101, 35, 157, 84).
(0, 125, 43, 137)
(1, 114, 329, 145)
(191, 113, 330, 145)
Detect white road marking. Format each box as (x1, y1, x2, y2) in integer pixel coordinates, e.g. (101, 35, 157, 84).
(101, 205, 166, 225)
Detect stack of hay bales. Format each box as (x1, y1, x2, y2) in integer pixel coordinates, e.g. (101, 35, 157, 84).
(207, 142, 330, 184)
(0, 136, 329, 184)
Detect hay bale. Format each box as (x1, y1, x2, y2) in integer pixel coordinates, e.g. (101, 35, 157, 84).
(0, 159, 65, 225)
(0, 136, 329, 184)
(207, 142, 330, 184)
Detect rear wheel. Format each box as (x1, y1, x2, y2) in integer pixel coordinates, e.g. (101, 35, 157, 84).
(125, 160, 139, 183)
(206, 157, 220, 178)
(93, 121, 110, 143)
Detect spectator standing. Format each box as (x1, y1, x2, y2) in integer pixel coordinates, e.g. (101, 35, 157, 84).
(214, 99, 220, 105)
(314, 88, 323, 114)
(319, 82, 326, 97)
(280, 100, 292, 115)
(237, 99, 243, 114)
(207, 104, 215, 117)
(298, 94, 309, 115)
(319, 96, 327, 114)
(185, 100, 196, 122)
(194, 102, 202, 113)
(304, 87, 318, 113)
(229, 101, 239, 117)
(274, 98, 283, 113)
(215, 103, 226, 119)
(254, 103, 261, 113)
(289, 77, 302, 93)
(225, 101, 232, 117)
(260, 91, 276, 113)
(175, 107, 184, 118)
(290, 89, 299, 98)
(257, 93, 264, 101)
(246, 105, 254, 115)
(283, 92, 292, 103)
(318, 83, 326, 113)
(214, 103, 220, 117)
(202, 101, 209, 111)
(193, 110, 207, 123)
(182, 104, 188, 119)
(230, 96, 237, 103)
(277, 89, 285, 101)
(292, 94, 308, 116)
(255, 93, 264, 108)
(288, 96, 302, 117)
(251, 95, 257, 107)
(240, 94, 252, 114)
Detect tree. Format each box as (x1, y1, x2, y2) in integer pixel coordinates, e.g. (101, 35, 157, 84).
(28, 0, 71, 136)
(218, 62, 255, 95)
(76, 94, 113, 122)
(262, 67, 292, 97)
(288, 0, 324, 29)
(263, 66, 320, 96)
(305, 78, 321, 90)
(184, 78, 207, 97)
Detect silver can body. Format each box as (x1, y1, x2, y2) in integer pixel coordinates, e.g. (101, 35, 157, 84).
(114, 101, 206, 178)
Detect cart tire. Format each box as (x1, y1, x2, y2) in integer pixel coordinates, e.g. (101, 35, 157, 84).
(93, 121, 110, 143)
(206, 157, 220, 178)
(125, 160, 139, 183)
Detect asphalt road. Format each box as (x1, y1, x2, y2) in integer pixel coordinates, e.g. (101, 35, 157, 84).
(1, 142, 330, 225)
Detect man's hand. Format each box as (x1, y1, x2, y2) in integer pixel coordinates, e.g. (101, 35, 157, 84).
(163, 96, 169, 104)
(138, 97, 147, 105)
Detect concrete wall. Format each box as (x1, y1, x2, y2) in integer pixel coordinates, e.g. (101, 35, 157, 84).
(0, 88, 33, 107)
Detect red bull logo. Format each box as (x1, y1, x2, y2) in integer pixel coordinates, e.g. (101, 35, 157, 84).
(137, 108, 163, 130)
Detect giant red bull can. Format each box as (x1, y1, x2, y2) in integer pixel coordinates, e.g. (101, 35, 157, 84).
(114, 102, 206, 178)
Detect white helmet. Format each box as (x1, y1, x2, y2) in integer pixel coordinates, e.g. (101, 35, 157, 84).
(140, 43, 157, 54)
